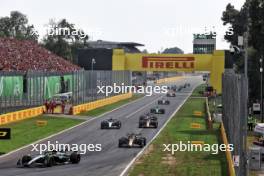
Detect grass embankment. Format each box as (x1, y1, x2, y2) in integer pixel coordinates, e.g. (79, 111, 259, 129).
(79, 94, 143, 117)
(191, 84, 206, 97)
(0, 116, 84, 154)
(129, 85, 227, 176)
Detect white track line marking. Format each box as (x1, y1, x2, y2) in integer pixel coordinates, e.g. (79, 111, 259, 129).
(0, 95, 146, 159)
(119, 82, 201, 176)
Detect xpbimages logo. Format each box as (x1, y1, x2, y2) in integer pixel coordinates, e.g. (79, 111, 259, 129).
(31, 141, 102, 154)
(163, 141, 234, 155)
(97, 83, 168, 96)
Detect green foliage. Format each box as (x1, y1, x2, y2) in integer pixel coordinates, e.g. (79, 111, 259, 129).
(162, 47, 184, 54)
(41, 19, 89, 62)
(222, 1, 264, 101)
(0, 11, 39, 41)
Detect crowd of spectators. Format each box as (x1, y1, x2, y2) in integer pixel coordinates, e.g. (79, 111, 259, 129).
(0, 38, 80, 73)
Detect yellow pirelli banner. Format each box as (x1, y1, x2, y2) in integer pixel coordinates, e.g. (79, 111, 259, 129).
(112, 49, 225, 93)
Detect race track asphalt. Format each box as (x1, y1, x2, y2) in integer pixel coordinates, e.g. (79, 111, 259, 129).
(0, 76, 203, 176)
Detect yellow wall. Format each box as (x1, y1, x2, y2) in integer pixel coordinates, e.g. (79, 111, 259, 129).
(155, 76, 183, 84)
(0, 106, 44, 125)
(0, 93, 133, 124)
(221, 122, 236, 176)
(112, 49, 225, 93)
(72, 93, 132, 115)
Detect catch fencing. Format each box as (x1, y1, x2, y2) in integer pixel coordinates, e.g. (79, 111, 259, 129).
(0, 70, 131, 115)
(222, 69, 248, 176)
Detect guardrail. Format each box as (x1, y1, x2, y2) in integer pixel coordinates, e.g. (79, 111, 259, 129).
(0, 93, 133, 125)
(0, 106, 44, 125)
(206, 97, 235, 176)
(220, 122, 236, 176)
(71, 93, 132, 115)
(205, 97, 213, 130)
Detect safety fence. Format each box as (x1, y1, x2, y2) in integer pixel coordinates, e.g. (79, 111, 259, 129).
(222, 70, 248, 176)
(0, 70, 131, 115)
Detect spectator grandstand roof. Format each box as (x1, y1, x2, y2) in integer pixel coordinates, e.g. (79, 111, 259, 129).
(0, 38, 80, 72)
(87, 40, 144, 53)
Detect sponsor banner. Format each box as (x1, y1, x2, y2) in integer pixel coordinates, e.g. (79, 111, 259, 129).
(142, 56, 195, 69)
(0, 128, 11, 140)
(253, 103, 261, 112)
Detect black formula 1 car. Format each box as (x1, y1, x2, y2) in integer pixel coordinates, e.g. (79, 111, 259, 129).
(17, 150, 81, 167)
(167, 85, 177, 91)
(177, 86, 183, 91)
(101, 118, 121, 129)
(166, 92, 176, 97)
(139, 114, 158, 128)
(184, 83, 191, 88)
(118, 133, 147, 148)
(158, 99, 170, 105)
(150, 106, 165, 114)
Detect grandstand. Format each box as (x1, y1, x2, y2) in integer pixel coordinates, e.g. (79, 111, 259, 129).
(0, 38, 80, 72)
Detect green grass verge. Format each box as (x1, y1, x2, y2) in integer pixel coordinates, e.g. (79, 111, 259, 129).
(128, 87, 227, 176)
(0, 116, 84, 154)
(79, 94, 143, 117)
(191, 84, 206, 97)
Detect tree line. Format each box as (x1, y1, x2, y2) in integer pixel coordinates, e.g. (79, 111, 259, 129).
(0, 11, 88, 62)
(222, 0, 264, 102)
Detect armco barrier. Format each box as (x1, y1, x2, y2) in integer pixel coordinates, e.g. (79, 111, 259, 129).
(205, 98, 213, 130)
(155, 76, 183, 84)
(220, 122, 236, 176)
(206, 98, 235, 175)
(0, 106, 44, 126)
(71, 93, 133, 115)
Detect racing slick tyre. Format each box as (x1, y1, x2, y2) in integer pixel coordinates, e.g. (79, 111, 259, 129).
(21, 155, 32, 166)
(140, 138, 147, 148)
(70, 152, 81, 164)
(101, 123, 106, 129)
(118, 122, 121, 129)
(140, 140, 145, 148)
(154, 122, 158, 128)
(44, 156, 54, 167)
(118, 140, 123, 147)
(118, 137, 127, 147)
